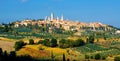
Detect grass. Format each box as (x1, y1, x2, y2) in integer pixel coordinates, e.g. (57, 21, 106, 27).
(25, 44, 67, 55)
(17, 47, 50, 59)
(17, 44, 85, 60)
(0, 37, 16, 42)
(0, 40, 15, 52)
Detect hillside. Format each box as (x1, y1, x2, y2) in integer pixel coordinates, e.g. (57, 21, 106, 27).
(0, 19, 120, 61)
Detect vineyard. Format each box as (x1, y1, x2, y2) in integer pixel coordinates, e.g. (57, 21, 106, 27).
(72, 44, 120, 57)
(73, 44, 109, 53)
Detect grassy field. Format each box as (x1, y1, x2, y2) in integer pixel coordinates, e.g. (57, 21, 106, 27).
(0, 40, 15, 52)
(17, 44, 85, 60)
(1, 36, 120, 61)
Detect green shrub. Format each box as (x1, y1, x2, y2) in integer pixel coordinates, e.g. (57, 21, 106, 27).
(95, 53, 101, 60)
(114, 56, 120, 61)
(29, 39, 34, 44)
(74, 39, 85, 47)
(43, 39, 50, 46)
(85, 55, 89, 59)
(14, 41, 25, 51)
(50, 38, 57, 47)
(37, 40, 44, 44)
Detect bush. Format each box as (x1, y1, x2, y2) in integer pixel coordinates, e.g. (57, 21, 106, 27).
(95, 53, 101, 60)
(85, 55, 89, 59)
(29, 39, 34, 44)
(43, 39, 50, 46)
(101, 56, 106, 60)
(50, 38, 57, 47)
(59, 39, 73, 48)
(39, 47, 44, 50)
(14, 41, 25, 51)
(37, 40, 44, 44)
(74, 39, 85, 47)
(87, 36, 94, 43)
(114, 56, 120, 61)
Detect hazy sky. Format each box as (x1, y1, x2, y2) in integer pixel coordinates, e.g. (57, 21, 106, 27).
(0, 0, 120, 27)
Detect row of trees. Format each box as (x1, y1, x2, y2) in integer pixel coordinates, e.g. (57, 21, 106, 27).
(37, 36, 94, 48)
(85, 53, 120, 61)
(14, 39, 35, 51)
(38, 38, 85, 48)
(14, 35, 95, 51)
(85, 53, 106, 60)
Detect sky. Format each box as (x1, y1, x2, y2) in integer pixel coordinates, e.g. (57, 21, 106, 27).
(0, 0, 120, 27)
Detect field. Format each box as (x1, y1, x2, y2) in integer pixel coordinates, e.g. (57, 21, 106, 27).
(0, 40, 15, 52)
(1, 35, 120, 61)
(17, 44, 85, 60)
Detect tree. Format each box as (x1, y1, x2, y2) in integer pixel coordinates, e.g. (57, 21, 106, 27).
(63, 54, 66, 61)
(37, 40, 44, 44)
(43, 39, 50, 46)
(2, 50, 8, 61)
(59, 39, 66, 48)
(87, 36, 95, 43)
(59, 39, 69, 48)
(9, 51, 16, 61)
(51, 51, 55, 60)
(0, 48, 3, 56)
(59, 39, 74, 48)
(50, 38, 57, 47)
(114, 56, 120, 61)
(74, 39, 85, 47)
(95, 53, 101, 60)
(85, 54, 89, 59)
(14, 41, 25, 51)
(29, 39, 34, 45)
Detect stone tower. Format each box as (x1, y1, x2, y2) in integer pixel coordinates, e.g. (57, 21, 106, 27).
(51, 13, 54, 21)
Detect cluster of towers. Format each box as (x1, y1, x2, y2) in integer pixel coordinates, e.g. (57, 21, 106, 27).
(45, 13, 64, 21)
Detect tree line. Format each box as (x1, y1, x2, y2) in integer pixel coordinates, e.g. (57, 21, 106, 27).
(14, 35, 95, 51)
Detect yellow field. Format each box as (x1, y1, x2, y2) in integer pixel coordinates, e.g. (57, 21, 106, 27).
(0, 37, 16, 42)
(17, 44, 85, 60)
(17, 47, 50, 59)
(24, 44, 67, 55)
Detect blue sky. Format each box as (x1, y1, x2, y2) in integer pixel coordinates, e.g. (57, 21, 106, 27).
(0, 0, 120, 27)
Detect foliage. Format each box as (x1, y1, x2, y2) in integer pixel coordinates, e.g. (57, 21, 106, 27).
(0, 48, 3, 56)
(51, 51, 55, 60)
(14, 41, 25, 51)
(42, 39, 50, 46)
(50, 38, 57, 47)
(87, 36, 94, 43)
(29, 39, 34, 45)
(59, 39, 72, 48)
(114, 56, 120, 61)
(63, 53, 66, 61)
(94, 53, 101, 60)
(73, 44, 108, 53)
(74, 39, 85, 47)
(37, 40, 44, 44)
(85, 54, 89, 59)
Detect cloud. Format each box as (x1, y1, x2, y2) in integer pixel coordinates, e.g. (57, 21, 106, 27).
(21, 0, 28, 3)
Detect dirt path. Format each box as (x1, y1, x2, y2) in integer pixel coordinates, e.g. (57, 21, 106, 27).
(0, 40, 15, 52)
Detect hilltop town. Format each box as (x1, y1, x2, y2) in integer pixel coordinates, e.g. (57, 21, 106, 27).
(13, 13, 119, 35)
(0, 13, 120, 61)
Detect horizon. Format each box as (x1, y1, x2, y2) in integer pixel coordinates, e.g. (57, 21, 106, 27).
(0, 0, 120, 27)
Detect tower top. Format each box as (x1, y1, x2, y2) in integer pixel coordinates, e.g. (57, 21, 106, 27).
(61, 15, 64, 21)
(50, 13, 54, 21)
